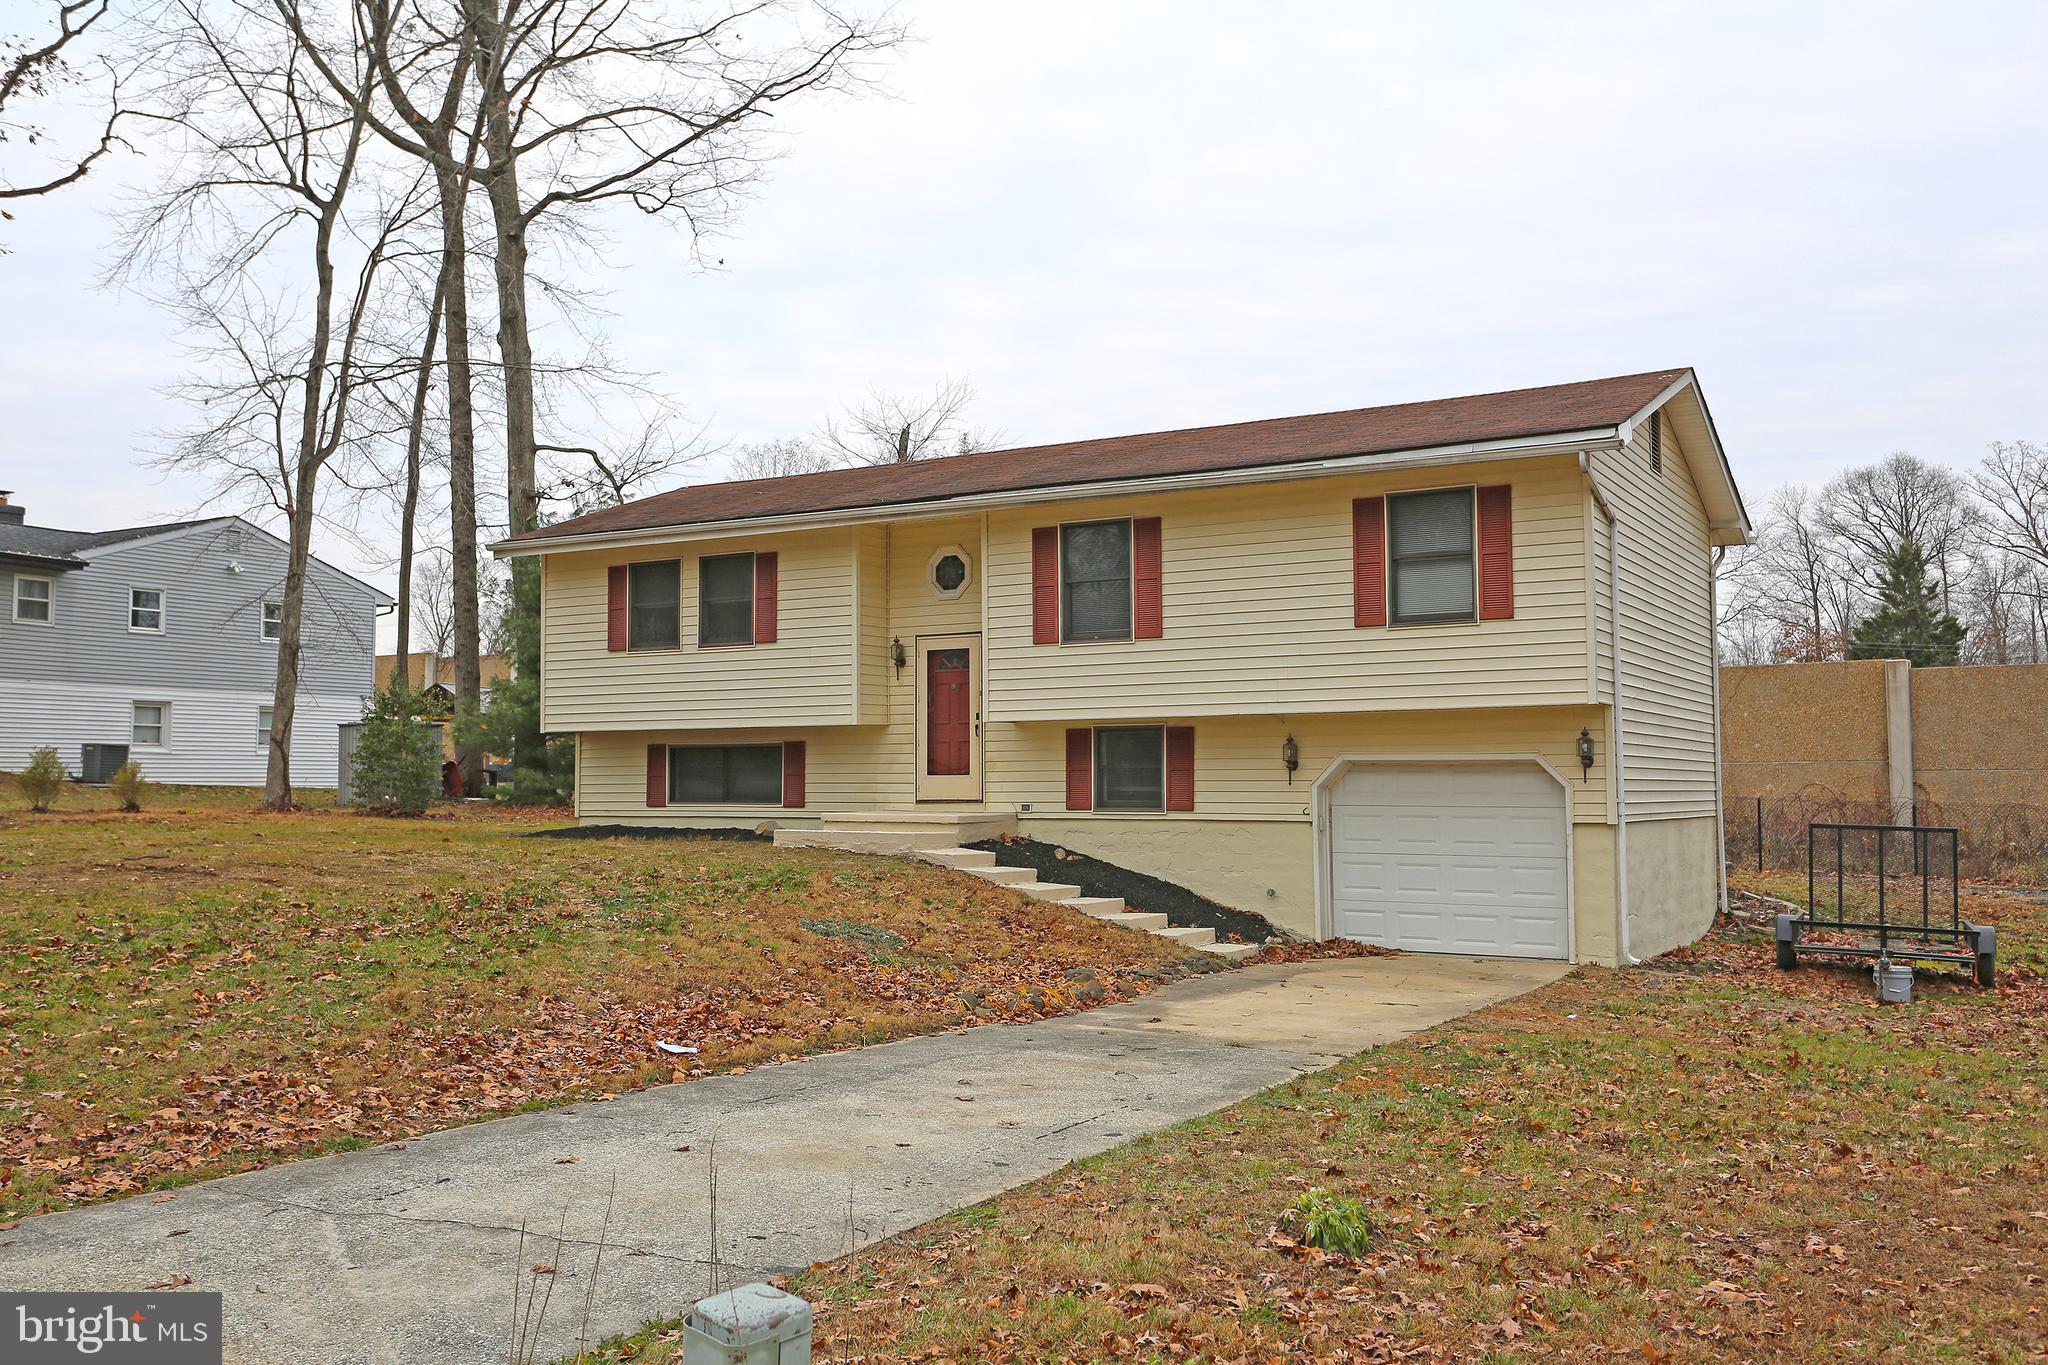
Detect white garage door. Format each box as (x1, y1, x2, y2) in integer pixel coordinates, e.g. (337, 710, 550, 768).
(1327, 761, 1569, 959)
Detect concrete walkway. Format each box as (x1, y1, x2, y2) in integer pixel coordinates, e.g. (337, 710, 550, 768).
(0, 954, 1569, 1364)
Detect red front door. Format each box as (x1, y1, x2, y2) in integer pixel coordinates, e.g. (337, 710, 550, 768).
(926, 647, 972, 776)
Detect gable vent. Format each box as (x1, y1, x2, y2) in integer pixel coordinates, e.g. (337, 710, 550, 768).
(1649, 413, 1663, 475)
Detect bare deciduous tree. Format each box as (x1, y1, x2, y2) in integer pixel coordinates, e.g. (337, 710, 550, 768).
(729, 435, 835, 481)
(1, 0, 130, 204)
(817, 376, 999, 466)
(119, 0, 420, 809)
(1818, 451, 1977, 608)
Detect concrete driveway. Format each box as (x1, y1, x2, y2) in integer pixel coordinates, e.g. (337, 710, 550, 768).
(0, 953, 1569, 1364)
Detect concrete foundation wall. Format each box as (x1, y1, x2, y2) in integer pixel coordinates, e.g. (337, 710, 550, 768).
(1624, 815, 1721, 960)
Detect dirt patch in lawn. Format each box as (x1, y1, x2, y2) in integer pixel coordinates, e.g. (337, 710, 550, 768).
(965, 836, 1277, 944)
(629, 877, 2044, 1363)
(0, 804, 1203, 1219)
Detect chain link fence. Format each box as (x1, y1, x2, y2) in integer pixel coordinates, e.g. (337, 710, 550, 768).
(1731, 793, 2048, 887)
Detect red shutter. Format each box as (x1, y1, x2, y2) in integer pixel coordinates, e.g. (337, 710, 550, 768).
(1165, 726, 1195, 812)
(1477, 484, 1514, 621)
(1352, 497, 1386, 628)
(1032, 527, 1059, 645)
(645, 744, 667, 807)
(1065, 728, 1092, 810)
(607, 565, 629, 651)
(1132, 516, 1163, 639)
(782, 740, 805, 808)
(753, 551, 778, 643)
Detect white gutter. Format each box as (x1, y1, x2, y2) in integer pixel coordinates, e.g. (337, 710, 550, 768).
(493, 430, 1627, 558)
(1581, 452, 1635, 965)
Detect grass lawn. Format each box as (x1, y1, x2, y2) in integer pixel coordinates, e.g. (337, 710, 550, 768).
(0, 778, 1204, 1221)
(589, 874, 2048, 1363)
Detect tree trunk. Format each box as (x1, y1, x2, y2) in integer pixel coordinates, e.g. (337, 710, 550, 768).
(467, 0, 537, 538)
(392, 272, 447, 684)
(437, 157, 485, 796)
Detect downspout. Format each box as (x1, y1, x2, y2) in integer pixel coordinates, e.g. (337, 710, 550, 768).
(1710, 547, 1729, 918)
(1581, 453, 1635, 964)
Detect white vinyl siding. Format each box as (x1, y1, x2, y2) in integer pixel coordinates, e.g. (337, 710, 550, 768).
(983, 457, 1593, 721)
(1590, 413, 1719, 820)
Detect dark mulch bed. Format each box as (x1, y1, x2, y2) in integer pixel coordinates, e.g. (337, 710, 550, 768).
(964, 835, 1277, 945)
(525, 824, 773, 842)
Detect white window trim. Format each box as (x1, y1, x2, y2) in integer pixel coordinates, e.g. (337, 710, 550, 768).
(11, 574, 55, 626)
(259, 600, 283, 642)
(129, 586, 168, 634)
(1092, 723, 1168, 814)
(132, 701, 170, 749)
(256, 704, 274, 749)
(1058, 517, 1137, 646)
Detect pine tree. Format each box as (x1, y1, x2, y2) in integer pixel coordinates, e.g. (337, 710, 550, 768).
(1848, 537, 1965, 666)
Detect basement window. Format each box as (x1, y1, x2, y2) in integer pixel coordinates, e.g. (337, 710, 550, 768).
(669, 743, 782, 805)
(1095, 725, 1164, 812)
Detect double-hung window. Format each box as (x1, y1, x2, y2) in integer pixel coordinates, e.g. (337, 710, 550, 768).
(626, 561, 681, 650)
(133, 702, 167, 747)
(1094, 725, 1165, 812)
(1061, 519, 1132, 642)
(257, 705, 274, 749)
(12, 575, 52, 624)
(129, 587, 165, 633)
(1387, 488, 1476, 625)
(669, 743, 782, 804)
(260, 601, 283, 641)
(698, 553, 756, 647)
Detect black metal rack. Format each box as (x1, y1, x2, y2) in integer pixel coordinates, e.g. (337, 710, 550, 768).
(1774, 822, 1996, 987)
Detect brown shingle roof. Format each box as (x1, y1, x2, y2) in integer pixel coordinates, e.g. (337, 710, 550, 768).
(514, 369, 1687, 544)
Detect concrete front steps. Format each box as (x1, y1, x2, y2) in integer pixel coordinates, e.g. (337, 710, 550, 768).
(913, 846, 1258, 963)
(773, 814, 1257, 961)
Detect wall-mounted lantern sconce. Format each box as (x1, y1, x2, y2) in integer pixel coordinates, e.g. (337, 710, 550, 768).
(1576, 727, 1595, 783)
(889, 636, 906, 673)
(1280, 734, 1300, 783)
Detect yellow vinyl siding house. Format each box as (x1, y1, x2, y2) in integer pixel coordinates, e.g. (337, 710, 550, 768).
(499, 369, 1748, 966)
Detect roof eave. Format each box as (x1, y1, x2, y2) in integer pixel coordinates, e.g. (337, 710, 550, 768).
(1617, 369, 1752, 545)
(492, 428, 1629, 558)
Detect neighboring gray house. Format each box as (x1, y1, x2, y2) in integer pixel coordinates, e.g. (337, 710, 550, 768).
(0, 492, 392, 787)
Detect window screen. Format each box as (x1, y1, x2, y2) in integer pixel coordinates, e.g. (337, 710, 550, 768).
(669, 744, 782, 804)
(698, 553, 755, 646)
(1095, 726, 1164, 811)
(627, 561, 681, 650)
(1061, 520, 1132, 642)
(1388, 489, 1476, 625)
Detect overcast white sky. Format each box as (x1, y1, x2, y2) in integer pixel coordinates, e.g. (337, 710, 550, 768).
(4, 0, 2045, 646)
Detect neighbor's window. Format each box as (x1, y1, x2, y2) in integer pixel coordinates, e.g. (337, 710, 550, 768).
(1095, 725, 1164, 812)
(260, 601, 283, 641)
(698, 553, 756, 647)
(133, 702, 167, 747)
(12, 575, 52, 624)
(669, 743, 782, 804)
(1387, 488, 1476, 626)
(1061, 519, 1132, 642)
(627, 560, 681, 650)
(129, 587, 165, 632)
(257, 705, 274, 749)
